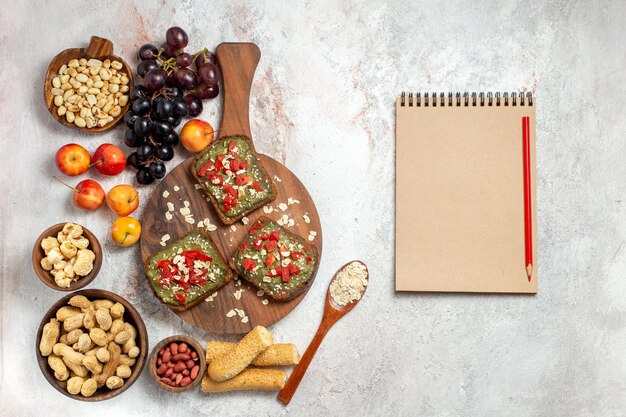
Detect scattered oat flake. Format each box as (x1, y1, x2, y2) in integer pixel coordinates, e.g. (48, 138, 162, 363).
(274, 175, 282, 182)
(278, 203, 288, 211)
(160, 242, 166, 247)
(185, 216, 195, 224)
(235, 308, 246, 318)
(162, 191, 170, 198)
(256, 290, 264, 297)
(287, 198, 300, 205)
(165, 212, 173, 221)
(234, 289, 244, 300)
(174, 186, 180, 191)
(207, 224, 217, 232)
(226, 309, 237, 318)
(262, 299, 269, 305)
(311, 231, 317, 236)
(162, 234, 171, 242)
(242, 217, 249, 225)
(198, 221, 204, 227)
(230, 225, 237, 232)
(241, 316, 249, 323)
(167, 202, 174, 212)
(287, 219, 295, 227)
(263, 206, 274, 214)
(303, 213, 310, 223)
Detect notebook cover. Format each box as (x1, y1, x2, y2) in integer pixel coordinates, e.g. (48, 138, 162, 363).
(395, 96, 537, 293)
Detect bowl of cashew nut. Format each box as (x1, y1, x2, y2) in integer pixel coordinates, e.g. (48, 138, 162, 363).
(32, 222, 103, 291)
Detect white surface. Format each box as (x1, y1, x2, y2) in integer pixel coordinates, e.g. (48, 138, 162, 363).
(1, 1, 625, 416)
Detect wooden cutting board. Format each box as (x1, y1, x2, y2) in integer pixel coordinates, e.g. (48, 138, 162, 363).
(140, 43, 323, 334)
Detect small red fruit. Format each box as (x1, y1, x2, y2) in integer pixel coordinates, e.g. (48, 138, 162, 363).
(180, 119, 215, 153)
(92, 143, 126, 175)
(74, 179, 105, 211)
(54, 177, 106, 211)
(55, 144, 91, 176)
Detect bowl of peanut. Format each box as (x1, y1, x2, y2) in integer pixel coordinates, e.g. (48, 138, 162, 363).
(32, 222, 102, 291)
(149, 335, 207, 392)
(43, 36, 133, 132)
(36, 289, 148, 401)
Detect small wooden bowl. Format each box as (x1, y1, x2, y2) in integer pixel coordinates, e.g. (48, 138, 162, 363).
(149, 335, 206, 393)
(43, 36, 133, 132)
(35, 289, 149, 401)
(32, 222, 103, 291)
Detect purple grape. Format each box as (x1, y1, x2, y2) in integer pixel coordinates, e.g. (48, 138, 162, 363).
(166, 27, 188, 50)
(138, 44, 158, 61)
(159, 42, 177, 59)
(195, 50, 217, 68)
(176, 53, 193, 68)
(145, 68, 168, 91)
(137, 59, 159, 78)
(198, 63, 219, 85)
(165, 75, 180, 88)
(136, 167, 155, 185)
(195, 83, 219, 99)
(174, 68, 198, 90)
(183, 94, 203, 117)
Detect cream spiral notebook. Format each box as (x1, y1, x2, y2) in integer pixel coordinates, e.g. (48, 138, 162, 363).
(395, 92, 537, 293)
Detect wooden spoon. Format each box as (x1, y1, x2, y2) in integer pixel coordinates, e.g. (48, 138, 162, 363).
(277, 261, 369, 404)
(43, 36, 133, 132)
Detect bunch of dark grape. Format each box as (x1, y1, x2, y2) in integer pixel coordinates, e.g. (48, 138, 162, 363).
(124, 27, 220, 185)
(123, 84, 188, 184)
(137, 26, 220, 118)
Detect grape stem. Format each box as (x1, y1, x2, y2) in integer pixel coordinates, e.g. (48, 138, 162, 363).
(155, 47, 210, 73)
(192, 48, 208, 59)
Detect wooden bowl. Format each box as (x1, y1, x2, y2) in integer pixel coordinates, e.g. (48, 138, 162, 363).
(32, 222, 103, 291)
(43, 36, 133, 132)
(149, 335, 206, 393)
(35, 289, 149, 401)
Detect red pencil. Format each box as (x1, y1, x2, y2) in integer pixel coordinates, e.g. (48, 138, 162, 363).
(522, 116, 533, 281)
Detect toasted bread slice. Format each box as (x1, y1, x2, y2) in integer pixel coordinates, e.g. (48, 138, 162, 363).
(192, 136, 277, 225)
(230, 216, 319, 301)
(145, 228, 233, 311)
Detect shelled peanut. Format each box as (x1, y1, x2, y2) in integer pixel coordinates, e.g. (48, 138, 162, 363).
(50, 57, 130, 128)
(39, 295, 140, 397)
(155, 341, 200, 388)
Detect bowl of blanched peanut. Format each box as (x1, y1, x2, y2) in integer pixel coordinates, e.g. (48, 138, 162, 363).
(36, 289, 148, 401)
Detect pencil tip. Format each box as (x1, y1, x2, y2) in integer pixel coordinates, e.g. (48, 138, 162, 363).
(526, 264, 533, 281)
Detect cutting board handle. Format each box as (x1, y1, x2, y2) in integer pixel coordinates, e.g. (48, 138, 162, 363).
(84, 36, 113, 58)
(216, 42, 261, 139)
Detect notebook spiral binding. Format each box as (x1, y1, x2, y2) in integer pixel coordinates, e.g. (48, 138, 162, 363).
(400, 92, 533, 107)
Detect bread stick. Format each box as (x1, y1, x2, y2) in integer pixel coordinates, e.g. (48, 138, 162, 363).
(208, 326, 273, 382)
(201, 369, 286, 392)
(206, 342, 300, 366)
